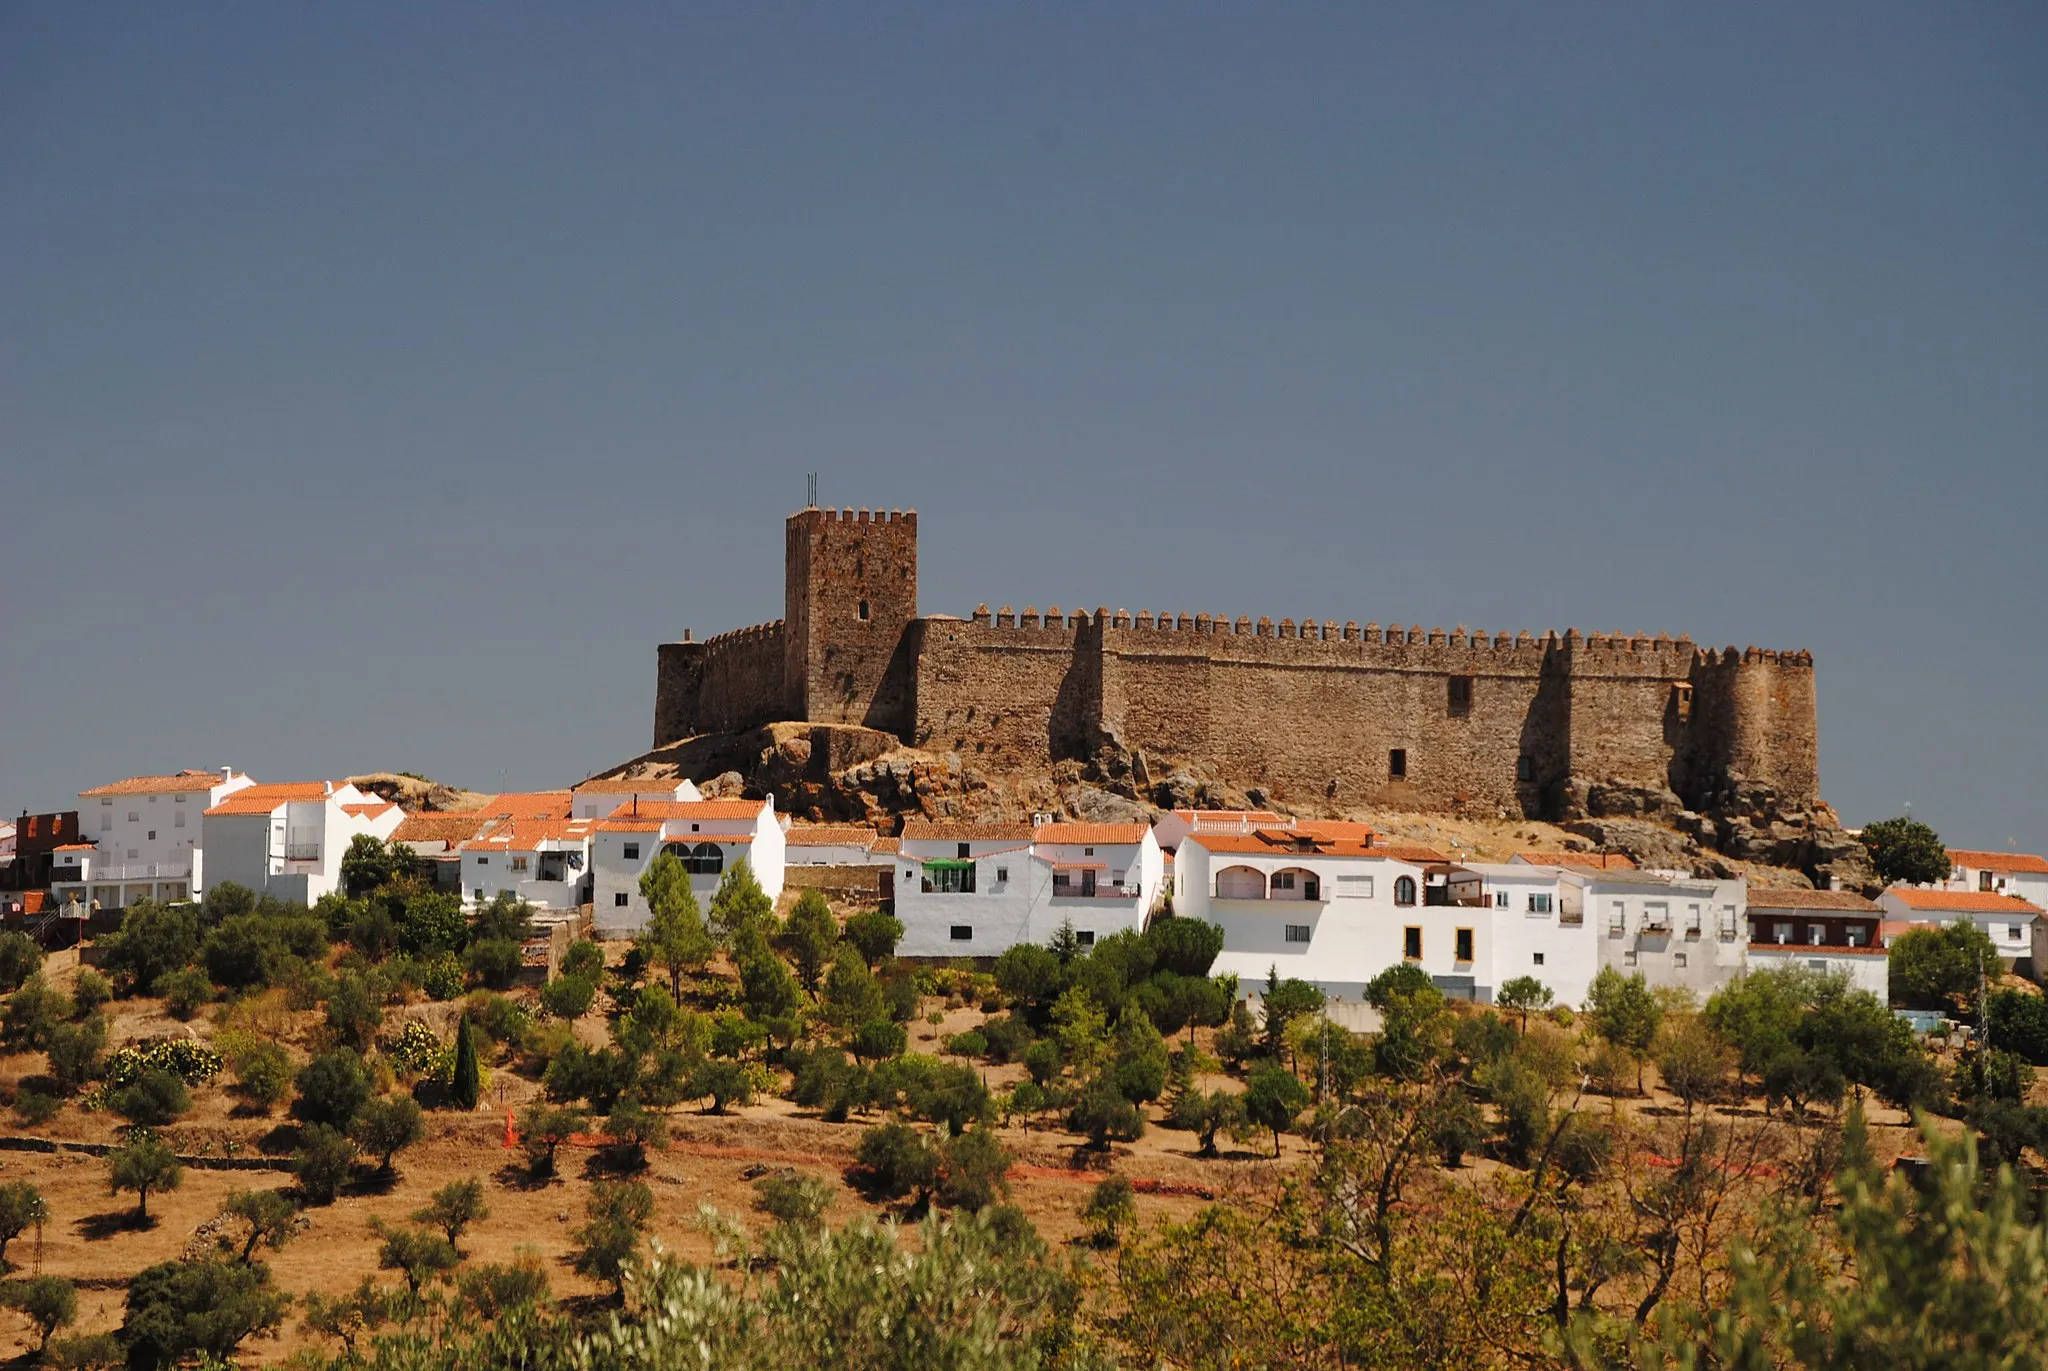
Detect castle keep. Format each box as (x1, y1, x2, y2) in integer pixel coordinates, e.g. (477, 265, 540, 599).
(654, 506, 1820, 819)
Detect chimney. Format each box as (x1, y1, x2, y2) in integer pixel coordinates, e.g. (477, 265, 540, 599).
(221, 766, 233, 782)
(323, 781, 333, 797)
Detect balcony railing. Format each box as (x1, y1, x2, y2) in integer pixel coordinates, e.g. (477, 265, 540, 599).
(57, 861, 192, 882)
(1051, 882, 1136, 900)
(283, 844, 322, 862)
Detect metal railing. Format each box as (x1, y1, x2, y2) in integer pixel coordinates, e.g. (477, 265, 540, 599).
(53, 860, 192, 882)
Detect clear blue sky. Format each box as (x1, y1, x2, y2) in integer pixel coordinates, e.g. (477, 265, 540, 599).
(3, 4, 2042, 846)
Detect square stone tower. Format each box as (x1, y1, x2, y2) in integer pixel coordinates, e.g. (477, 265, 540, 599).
(784, 506, 918, 735)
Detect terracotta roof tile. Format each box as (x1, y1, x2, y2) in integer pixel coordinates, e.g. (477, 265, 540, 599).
(341, 802, 398, 821)
(1031, 822, 1150, 845)
(1946, 849, 2048, 875)
(393, 813, 495, 846)
(787, 824, 882, 849)
(901, 820, 1036, 842)
(1746, 887, 1880, 913)
(460, 818, 597, 849)
(597, 819, 663, 833)
(574, 777, 694, 794)
(1294, 820, 1377, 842)
(1514, 850, 1638, 871)
(872, 837, 901, 855)
(1186, 832, 1386, 859)
(481, 791, 575, 820)
(606, 799, 766, 821)
(1885, 887, 2045, 915)
(204, 782, 342, 816)
(81, 771, 231, 797)
(52, 843, 97, 852)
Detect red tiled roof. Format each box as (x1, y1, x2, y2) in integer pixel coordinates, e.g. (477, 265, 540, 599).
(597, 819, 664, 833)
(392, 813, 495, 847)
(81, 771, 228, 797)
(341, 802, 398, 821)
(1172, 809, 1284, 825)
(481, 791, 575, 820)
(460, 818, 597, 850)
(1031, 822, 1150, 845)
(1746, 887, 1880, 913)
(574, 776, 693, 794)
(205, 782, 340, 816)
(606, 799, 766, 821)
(1294, 820, 1376, 842)
(1186, 832, 1386, 859)
(787, 824, 882, 848)
(901, 820, 1036, 842)
(53, 843, 97, 852)
(1885, 887, 2045, 915)
(1515, 850, 1638, 871)
(1946, 849, 2048, 875)
(872, 837, 901, 855)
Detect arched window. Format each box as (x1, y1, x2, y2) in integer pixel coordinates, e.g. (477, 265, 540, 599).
(664, 840, 725, 876)
(1394, 876, 1417, 907)
(1215, 865, 1267, 900)
(1271, 867, 1321, 902)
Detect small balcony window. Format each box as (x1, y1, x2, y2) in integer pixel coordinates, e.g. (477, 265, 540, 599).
(1285, 924, 1311, 943)
(1403, 926, 1422, 960)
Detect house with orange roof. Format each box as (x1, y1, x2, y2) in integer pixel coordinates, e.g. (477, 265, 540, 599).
(459, 816, 599, 911)
(889, 819, 1167, 958)
(785, 824, 889, 865)
(591, 797, 785, 938)
(1878, 885, 2046, 974)
(51, 768, 257, 909)
(569, 776, 703, 820)
(201, 780, 403, 905)
(1151, 809, 1288, 852)
(1938, 849, 2048, 910)
(1745, 887, 1889, 998)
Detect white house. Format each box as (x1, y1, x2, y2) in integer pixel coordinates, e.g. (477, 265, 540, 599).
(1878, 886, 2045, 972)
(1442, 863, 1601, 1008)
(1573, 869, 1749, 998)
(1743, 887, 1888, 998)
(458, 816, 598, 911)
(1173, 828, 1454, 1003)
(1150, 809, 1285, 853)
(1939, 850, 2048, 909)
(891, 820, 1167, 959)
(590, 798, 786, 938)
(52, 768, 257, 909)
(201, 781, 403, 906)
(570, 777, 703, 820)
(785, 824, 889, 866)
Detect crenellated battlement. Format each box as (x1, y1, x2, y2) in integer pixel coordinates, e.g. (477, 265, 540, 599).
(702, 619, 786, 651)
(802, 506, 917, 526)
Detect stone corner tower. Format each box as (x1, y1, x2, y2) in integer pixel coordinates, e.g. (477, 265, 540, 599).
(784, 505, 919, 737)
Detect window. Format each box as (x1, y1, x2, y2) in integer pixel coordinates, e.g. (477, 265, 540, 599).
(1608, 901, 1626, 932)
(1388, 749, 1407, 780)
(511, 856, 530, 872)
(1774, 922, 1793, 944)
(175, 811, 185, 829)
(147, 830, 156, 841)
(1493, 890, 1509, 909)
(1516, 754, 1534, 782)
(2010, 924, 2026, 942)
(1672, 681, 1693, 722)
(1806, 959, 1829, 971)
(927, 864, 976, 894)
(1532, 952, 1546, 966)
(475, 887, 485, 900)
(995, 867, 1009, 883)
(949, 925, 973, 942)
(623, 843, 640, 861)
(1979, 871, 1995, 891)
(175, 795, 185, 804)
(1623, 950, 1638, 966)
(1454, 928, 1474, 961)
(1285, 924, 1311, 943)
(1272, 871, 1297, 891)
(101, 812, 111, 831)
(957, 843, 971, 859)
(1673, 952, 1688, 967)
(1526, 892, 1553, 914)
(127, 849, 138, 860)
(1394, 876, 1417, 906)
(1077, 930, 1096, 947)
(1403, 926, 1422, 960)
(1642, 902, 1669, 930)
(667, 841, 724, 875)
(857, 599, 871, 621)
(1808, 923, 1827, 946)
(475, 856, 488, 866)
(614, 892, 629, 907)
(1448, 676, 1473, 716)
(689, 823, 699, 832)
(1686, 903, 1702, 935)
(1719, 905, 1738, 939)
(128, 811, 138, 823)
(1084, 846, 1094, 856)
(1336, 874, 1374, 898)
(102, 798, 112, 806)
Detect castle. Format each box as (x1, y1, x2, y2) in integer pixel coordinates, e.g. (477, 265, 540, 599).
(653, 506, 1820, 819)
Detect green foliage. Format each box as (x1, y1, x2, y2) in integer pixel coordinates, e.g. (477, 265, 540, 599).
(351, 1094, 425, 1172)
(156, 965, 214, 1019)
(0, 1181, 50, 1270)
(227, 1038, 293, 1112)
(822, 947, 889, 1032)
(0, 1272, 77, 1349)
(709, 859, 775, 946)
(1242, 1064, 1311, 1156)
(44, 1014, 108, 1093)
(202, 908, 327, 991)
(1588, 967, 1663, 1090)
(559, 938, 605, 981)
(738, 940, 803, 1029)
(853, 1121, 939, 1201)
(572, 1179, 654, 1300)
(325, 969, 384, 1050)
(1365, 961, 1437, 1008)
(70, 966, 113, 1016)
(1143, 917, 1226, 978)
(1495, 975, 1554, 1029)
(43, 1329, 123, 1371)
(1110, 1009, 1171, 1104)
(121, 1256, 288, 1370)
(872, 1057, 993, 1131)
(2, 973, 69, 1049)
(471, 893, 534, 944)
(1431, 1090, 1486, 1167)
(1068, 1084, 1146, 1147)
(978, 1013, 1036, 1064)
(638, 854, 716, 998)
(97, 1033, 214, 1095)
(13, 1087, 60, 1126)
(517, 1101, 584, 1175)
(462, 937, 524, 990)
(292, 1124, 358, 1204)
(341, 834, 403, 896)
(1081, 1174, 1137, 1247)
(781, 889, 840, 991)
(944, 1029, 988, 1059)
(111, 1067, 192, 1127)
(1655, 1017, 1734, 1109)
(451, 1015, 482, 1109)
(686, 1058, 758, 1114)
(1171, 1087, 1249, 1157)
(993, 943, 1063, 1014)
(604, 1095, 670, 1166)
(754, 1171, 836, 1227)
(219, 1188, 298, 1262)
(395, 892, 468, 958)
(465, 990, 533, 1048)
(0, 929, 45, 992)
(936, 1127, 1012, 1211)
(1859, 814, 1951, 887)
(842, 908, 904, 969)
(539, 972, 597, 1020)
(1259, 973, 1325, 1059)
(1889, 921, 2003, 1014)
(1987, 988, 2048, 1064)
(455, 1256, 549, 1322)
(374, 1219, 459, 1295)
(296, 1049, 372, 1128)
(543, 1041, 635, 1110)
(102, 899, 203, 996)
(109, 1132, 183, 1220)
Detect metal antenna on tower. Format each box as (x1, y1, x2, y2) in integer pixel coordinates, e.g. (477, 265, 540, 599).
(806, 473, 819, 508)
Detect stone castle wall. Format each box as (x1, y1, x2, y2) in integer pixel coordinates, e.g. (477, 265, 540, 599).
(786, 508, 918, 736)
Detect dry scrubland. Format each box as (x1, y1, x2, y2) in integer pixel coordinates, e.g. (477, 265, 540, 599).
(0, 853, 2038, 1369)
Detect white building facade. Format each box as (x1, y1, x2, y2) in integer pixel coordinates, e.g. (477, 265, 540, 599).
(1939, 850, 2048, 909)
(590, 798, 786, 938)
(1442, 863, 1602, 1008)
(570, 777, 703, 820)
(891, 821, 1166, 959)
(1878, 886, 2045, 972)
(1744, 888, 1888, 999)
(53, 769, 257, 909)
(1576, 870, 1750, 999)
(459, 817, 598, 911)
(201, 782, 403, 906)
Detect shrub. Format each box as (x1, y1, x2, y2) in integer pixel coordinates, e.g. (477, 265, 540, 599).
(1069, 1085, 1145, 1147)
(1432, 1090, 1486, 1167)
(603, 1096, 669, 1168)
(44, 1330, 123, 1371)
(295, 1049, 372, 1128)
(292, 1124, 357, 1204)
(517, 1102, 584, 1176)
(540, 974, 597, 1021)
(0, 929, 45, 993)
(112, 1068, 192, 1128)
(152, 966, 211, 1020)
(978, 1014, 1036, 1065)
(686, 1059, 756, 1115)
(325, 971, 383, 1051)
(465, 992, 532, 1047)
(13, 1087, 62, 1127)
(572, 1180, 653, 1301)
(463, 938, 524, 990)
(1987, 989, 2048, 1065)
(373, 1220, 458, 1296)
(1243, 1064, 1311, 1157)
(853, 1122, 937, 1201)
(0, 1273, 76, 1350)
(101, 1038, 221, 1089)
(753, 1172, 835, 1227)
(101, 900, 202, 996)
(45, 1015, 108, 1094)
(228, 1040, 293, 1112)
(559, 940, 605, 981)
(120, 1256, 288, 1368)
(70, 967, 113, 1016)
(414, 1176, 489, 1251)
(396, 892, 468, 958)
(937, 1127, 1012, 1210)
(351, 1095, 426, 1173)
(943, 1029, 988, 1059)
(384, 1020, 443, 1078)
(421, 954, 466, 1002)
(109, 1133, 184, 1220)
(1171, 1088, 1248, 1157)
(1080, 1174, 1136, 1247)
(0, 1181, 50, 1269)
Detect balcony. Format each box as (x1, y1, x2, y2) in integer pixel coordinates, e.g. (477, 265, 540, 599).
(59, 860, 192, 882)
(1051, 880, 1135, 900)
(284, 843, 323, 862)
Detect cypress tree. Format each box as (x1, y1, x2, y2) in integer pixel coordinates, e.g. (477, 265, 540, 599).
(451, 1016, 481, 1110)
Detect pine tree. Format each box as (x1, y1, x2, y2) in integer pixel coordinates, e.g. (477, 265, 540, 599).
(451, 1016, 481, 1110)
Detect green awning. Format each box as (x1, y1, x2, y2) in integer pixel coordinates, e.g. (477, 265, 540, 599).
(921, 859, 975, 871)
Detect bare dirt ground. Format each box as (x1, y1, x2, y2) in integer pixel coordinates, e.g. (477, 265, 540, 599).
(0, 941, 1958, 1365)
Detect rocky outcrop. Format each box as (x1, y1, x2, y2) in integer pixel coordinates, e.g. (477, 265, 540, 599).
(1558, 773, 1874, 893)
